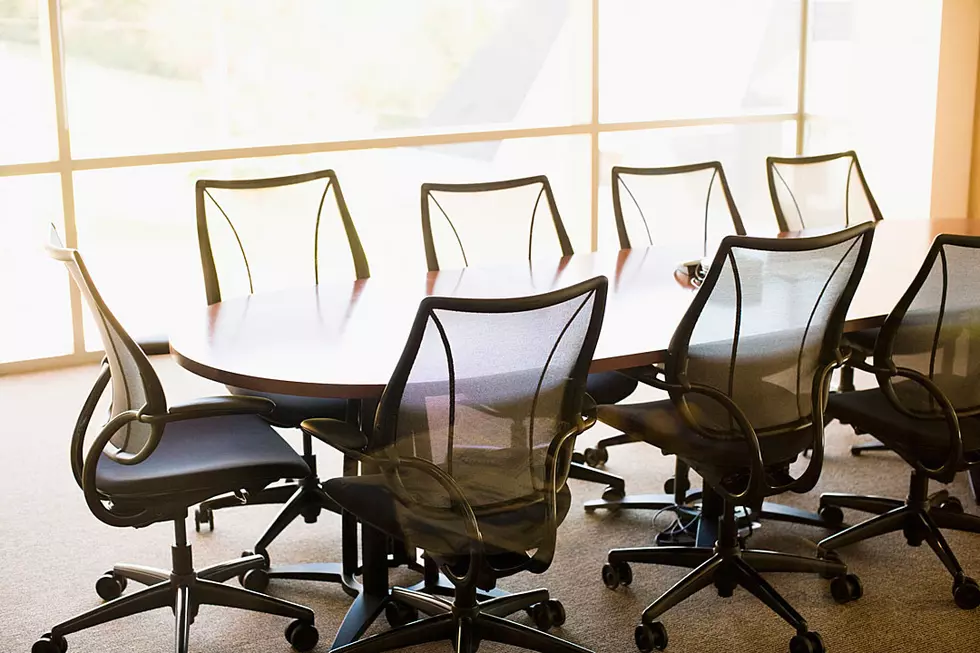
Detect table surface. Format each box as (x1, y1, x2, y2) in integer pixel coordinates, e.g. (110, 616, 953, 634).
(170, 218, 980, 399)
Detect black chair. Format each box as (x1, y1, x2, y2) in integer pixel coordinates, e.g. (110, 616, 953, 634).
(596, 224, 875, 653)
(767, 151, 884, 451)
(193, 168, 374, 592)
(818, 233, 980, 609)
(34, 227, 320, 653)
(420, 175, 637, 496)
(582, 162, 744, 474)
(301, 276, 607, 653)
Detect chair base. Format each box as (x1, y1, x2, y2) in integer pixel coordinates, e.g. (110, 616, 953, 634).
(34, 519, 317, 653)
(605, 502, 851, 653)
(331, 585, 591, 653)
(819, 471, 980, 606)
(849, 438, 888, 456)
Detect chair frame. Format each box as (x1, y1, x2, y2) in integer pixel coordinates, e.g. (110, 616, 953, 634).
(766, 150, 883, 233)
(420, 175, 572, 273)
(611, 161, 746, 251)
(599, 225, 875, 653)
(36, 231, 319, 653)
(319, 278, 607, 653)
(819, 234, 980, 608)
(196, 167, 370, 305)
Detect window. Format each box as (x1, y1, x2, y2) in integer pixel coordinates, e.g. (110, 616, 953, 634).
(0, 1, 948, 368)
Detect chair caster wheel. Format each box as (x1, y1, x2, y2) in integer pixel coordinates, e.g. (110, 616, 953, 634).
(789, 631, 825, 653)
(635, 621, 668, 652)
(33, 633, 68, 653)
(830, 573, 863, 604)
(939, 497, 964, 514)
(601, 485, 625, 505)
(583, 447, 608, 468)
(817, 505, 844, 528)
(285, 620, 319, 652)
(385, 601, 419, 627)
(194, 506, 214, 532)
(95, 572, 127, 601)
(602, 561, 633, 589)
(240, 568, 270, 593)
(953, 577, 980, 609)
(529, 599, 565, 631)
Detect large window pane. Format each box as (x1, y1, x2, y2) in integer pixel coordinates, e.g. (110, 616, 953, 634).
(601, 1, 801, 122)
(598, 121, 797, 250)
(61, 0, 590, 158)
(804, 0, 941, 222)
(0, 175, 72, 362)
(73, 135, 589, 348)
(0, 4, 57, 164)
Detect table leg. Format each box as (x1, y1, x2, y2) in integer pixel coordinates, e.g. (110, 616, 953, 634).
(331, 521, 390, 648)
(969, 467, 980, 505)
(331, 399, 392, 648)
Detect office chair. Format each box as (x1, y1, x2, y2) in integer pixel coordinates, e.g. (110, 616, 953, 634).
(421, 175, 637, 499)
(818, 233, 980, 609)
(301, 276, 607, 653)
(195, 168, 373, 592)
(767, 151, 884, 449)
(596, 224, 875, 653)
(582, 161, 744, 469)
(34, 227, 319, 653)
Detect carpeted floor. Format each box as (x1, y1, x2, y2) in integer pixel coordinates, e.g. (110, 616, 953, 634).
(2, 359, 979, 652)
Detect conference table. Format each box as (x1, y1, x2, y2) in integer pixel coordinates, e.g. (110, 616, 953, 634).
(169, 217, 979, 646)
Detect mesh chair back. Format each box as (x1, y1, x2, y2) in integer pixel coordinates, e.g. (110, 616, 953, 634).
(667, 223, 874, 438)
(611, 162, 745, 252)
(767, 151, 882, 233)
(421, 176, 573, 272)
(46, 226, 165, 459)
(875, 235, 980, 417)
(196, 169, 369, 305)
(374, 277, 606, 514)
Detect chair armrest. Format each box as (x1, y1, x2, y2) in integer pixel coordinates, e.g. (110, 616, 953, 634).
(144, 395, 275, 423)
(300, 418, 369, 455)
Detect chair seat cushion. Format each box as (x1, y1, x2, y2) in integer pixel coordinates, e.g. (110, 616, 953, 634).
(828, 387, 980, 469)
(597, 398, 812, 486)
(323, 474, 571, 558)
(96, 415, 310, 500)
(228, 386, 347, 427)
(586, 371, 639, 406)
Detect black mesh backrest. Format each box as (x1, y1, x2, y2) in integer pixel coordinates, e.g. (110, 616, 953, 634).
(196, 169, 369, 305)
(374, 277, 606, 514)
(46, 226, 166, 461)
(611, 162, 745, 252)
(667, 223, 874, 438)
(421, 175, 573, 272)
(767, 151, 883, 233)
(875, 235, 980, 418)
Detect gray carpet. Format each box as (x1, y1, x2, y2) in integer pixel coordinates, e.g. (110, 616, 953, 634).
(2, 360, 979, 652)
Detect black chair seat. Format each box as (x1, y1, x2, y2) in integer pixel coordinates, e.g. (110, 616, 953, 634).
(598, 398, 812, 474)
(586, 371, 638, 406)
(97, 415, 310, 499)
(324, 474, 571, 558)
(828, 387, 980, 468)
(229, 386, 347, 428)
